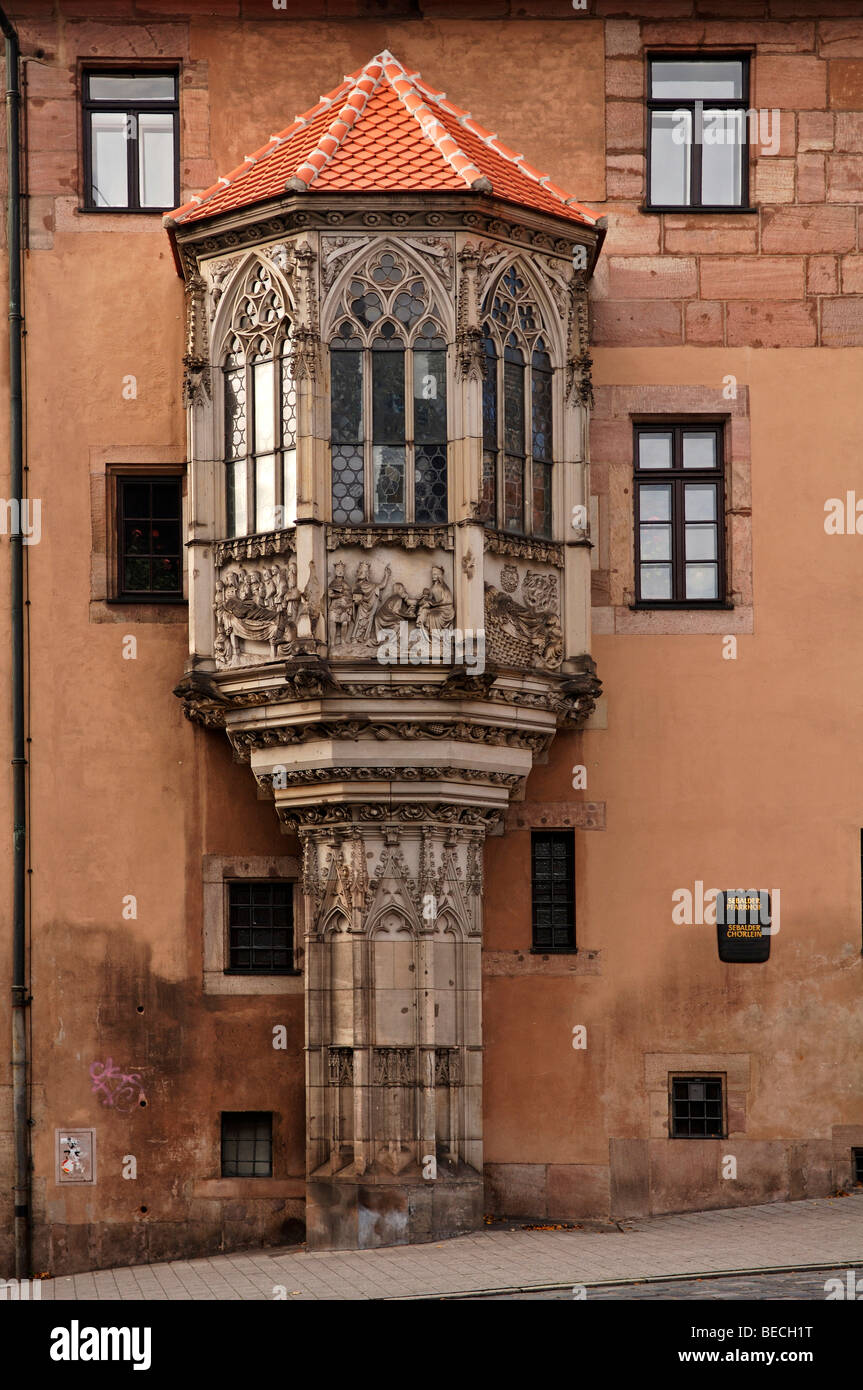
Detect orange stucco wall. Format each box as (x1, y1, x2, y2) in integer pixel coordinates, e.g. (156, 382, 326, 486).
(1, 0, 861, 1273)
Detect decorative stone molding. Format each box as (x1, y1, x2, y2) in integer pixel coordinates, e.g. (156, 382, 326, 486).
(326, 524, 453, 552)
(280, 803, 503, 831)
(484, 531, 564, 566)
(176, 202, 581, 284)
(232, 720, 549, 755)
(253, 764, 526, 788)
(215, 529, 297, 567)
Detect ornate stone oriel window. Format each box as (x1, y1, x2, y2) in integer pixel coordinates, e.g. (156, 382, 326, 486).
(329, 247, 448, 525)
(222, 262, 297, 537)
(480, 266, 554, 539)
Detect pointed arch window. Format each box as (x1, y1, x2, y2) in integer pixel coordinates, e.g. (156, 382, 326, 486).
(222, 262, 296, 538)
(479, 266, 554, 539)
(329, 248, 448, 525)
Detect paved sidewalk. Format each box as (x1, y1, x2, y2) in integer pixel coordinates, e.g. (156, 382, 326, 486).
(40, 1193, 863, 1301)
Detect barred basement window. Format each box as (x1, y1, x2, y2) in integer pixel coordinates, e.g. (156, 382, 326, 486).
(634, 422, 726, 605)
(670, 1076, 725, 1138)
(531, 830, 575, 952)
(480, 265, 554, 538)
(220, 1113, 272, 1177)
(222, 261, 296, 538)
(328, 245, 448, 525)
(227, 881, 294, 974)
(853, 1148, 863, 1186)
(116, 475, 183, 600)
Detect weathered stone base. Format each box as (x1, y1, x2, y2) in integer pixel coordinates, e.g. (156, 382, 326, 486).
(305, 1176, 484, 1251)
(30, 1199, 306, 1278)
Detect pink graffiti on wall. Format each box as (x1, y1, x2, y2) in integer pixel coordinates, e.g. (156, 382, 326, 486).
(89, 1058, 147, 1113)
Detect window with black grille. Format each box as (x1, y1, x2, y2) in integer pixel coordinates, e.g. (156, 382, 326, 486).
(853, 1149, 863, 1186)
(116, 475, 183, 600)
(531, 830, 575, 952)
(670, 1076, 725, 1138)
(227, 881, 294, 974)
(220, 1113, 273, 1178)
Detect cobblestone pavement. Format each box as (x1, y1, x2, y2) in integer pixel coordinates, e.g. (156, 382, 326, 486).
(38, 1193, 863, 1301)
(477, 1268, 848, 1299)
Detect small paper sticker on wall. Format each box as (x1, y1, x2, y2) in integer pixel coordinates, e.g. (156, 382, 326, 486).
(56, 1128, 96, 1185)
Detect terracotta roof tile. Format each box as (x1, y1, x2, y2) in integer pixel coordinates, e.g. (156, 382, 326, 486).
(170, 50, 597, 229)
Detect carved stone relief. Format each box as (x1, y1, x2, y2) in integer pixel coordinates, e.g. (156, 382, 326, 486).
(326, 548, 455, 661)
(213, 558, 325, 667)
(484, 561, 563, 671)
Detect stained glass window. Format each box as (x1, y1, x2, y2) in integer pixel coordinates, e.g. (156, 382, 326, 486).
(328, 253, 448, 525)
(221, 263, 295, 538)
(480, 267, 555, 538)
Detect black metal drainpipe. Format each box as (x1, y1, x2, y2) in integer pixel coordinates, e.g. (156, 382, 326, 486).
(0, 2, 28, 1280)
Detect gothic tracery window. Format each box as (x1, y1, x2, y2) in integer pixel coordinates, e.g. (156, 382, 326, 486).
(329, 247, 448, 526)
(480, 265, 554, 539)
(223, 262, 297, 537)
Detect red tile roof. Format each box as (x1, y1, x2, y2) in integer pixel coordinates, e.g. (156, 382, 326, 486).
(168, 51, 598, 229)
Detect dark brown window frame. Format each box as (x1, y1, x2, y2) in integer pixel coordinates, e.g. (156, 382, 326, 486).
(633, 420, 729, 609)
(107, 465, 186, 605)
(80, 64, 181, 215)
(530, 829, 576, 954)
(644, 51, 755, 215)
(669, 1074, 727, 1140)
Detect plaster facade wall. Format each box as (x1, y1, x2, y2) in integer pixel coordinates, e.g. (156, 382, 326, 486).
(0, 0, 861, 1273)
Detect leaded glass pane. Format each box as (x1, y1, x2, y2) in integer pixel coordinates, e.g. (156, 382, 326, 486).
(503, 455, 524, 533)
(253, 360, 275, 454)
(413, 349, 446, 441)
(332, 446, 364, 524)
(480, 451, 496, 528)
(532, 460, 552, 539)
(371, 252, 404, 286)
(227, 460, 247, 537)
(415, 444, 447, 525)
(255, 454, 276, 534)
(330, 346, 362, 446)
(503, 349, 525, 454)
(532, 346, 552, 462)
(224, 367, 246, 461)
(372, 339, 405, 445)
(482, 331, 497, 449)
(393, 280, 426, 328)
(281, 347, 296, 449)
(373, 445, 406, 524)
